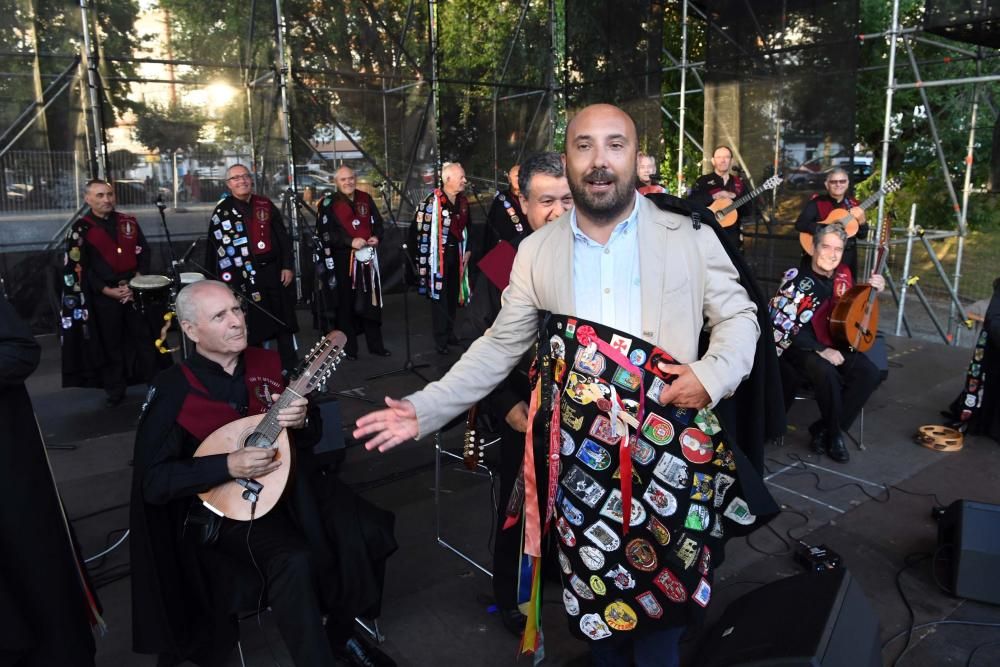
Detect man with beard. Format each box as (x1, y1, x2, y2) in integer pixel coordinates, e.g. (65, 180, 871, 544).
(795, 167, 867, 277)
(315, 166, 390, 360)
(769, 223, 884, 463)
(205, 165, 298, 373)
(61, 179, 158, 406)
(411, 162, 473, 355)
(473, 152, 573, 634)
(636, 153, 666, 195)
(130, 280, 396, 667)
(688, 145, 748, 252)
(355, 105, 775, 666)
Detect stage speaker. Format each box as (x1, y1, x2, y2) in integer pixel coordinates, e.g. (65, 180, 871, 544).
(698, 569, 880, 667)
(313, 397, 347, 456)
(938, 500, 1000, 605)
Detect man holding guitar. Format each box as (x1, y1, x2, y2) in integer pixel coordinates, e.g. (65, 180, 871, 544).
(768, 223, 884, 463)
(130, 280, 396, 667)
(688, 145, 750, 251)
(795, 167, 867, 276)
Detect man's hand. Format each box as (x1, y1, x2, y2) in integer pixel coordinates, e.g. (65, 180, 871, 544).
(656, 363, 711, 409)
(352, 237, 367, 250)
(102, 284, 132, 303)
(712, 191, 735, 201)
(505, 401, 530, 433)
(818, 348, 845, 366)
(869, 273, 886, 292)
(273, 393, 307, 429)
(366, 236, 379, 247)
(280, 269, 294, 287)
(354, 397, 419, 453)
(227, 447, 280, 478)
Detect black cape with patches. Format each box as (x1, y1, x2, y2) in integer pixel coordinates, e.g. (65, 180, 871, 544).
(647, 193, 786, 474)
(129, 361, 397, 664)
(0, 294, 97, 667)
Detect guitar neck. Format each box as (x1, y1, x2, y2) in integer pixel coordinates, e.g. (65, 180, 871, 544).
(723, 183, 769, 214)
(254, 385, 306, 446)
(857, 187, 889, 213)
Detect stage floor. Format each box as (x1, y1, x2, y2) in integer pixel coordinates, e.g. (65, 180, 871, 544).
(28, 294, 1000, 666)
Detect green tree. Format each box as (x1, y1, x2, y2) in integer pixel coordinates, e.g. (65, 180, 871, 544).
(134, 102, 204, 154)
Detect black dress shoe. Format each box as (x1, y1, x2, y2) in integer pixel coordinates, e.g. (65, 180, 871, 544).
(370, 348, 392, 357)
(827, 432, 850, 463)
(810, 427, 828, 455)
(499, 606, 527, 636)
(436, 344, 449, 355)
(338, 635, 396, 667)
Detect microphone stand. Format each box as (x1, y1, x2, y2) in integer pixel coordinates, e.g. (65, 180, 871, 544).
(155, 195, 181, 281)
(367, 183, 431, 383)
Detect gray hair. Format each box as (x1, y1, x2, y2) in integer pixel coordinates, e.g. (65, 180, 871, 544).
(226, 163, 251, 179)
(813, 221, 848, 251)
(175, 280, 231, 324)
(518, 152, 565, 199)
(825, 167, 848, 183)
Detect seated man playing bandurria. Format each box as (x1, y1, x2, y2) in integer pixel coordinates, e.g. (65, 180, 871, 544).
(130, 280, 396, 667)
(769, 222, 884, 463)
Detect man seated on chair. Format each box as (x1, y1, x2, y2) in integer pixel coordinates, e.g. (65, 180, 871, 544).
(768, 222, 884, 463)
(130, 280, 396, 667)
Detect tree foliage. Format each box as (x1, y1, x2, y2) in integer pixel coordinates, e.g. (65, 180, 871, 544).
(134, 102, 204, 154)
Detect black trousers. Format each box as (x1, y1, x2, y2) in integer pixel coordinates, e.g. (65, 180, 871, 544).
(430, 242, 460, 348)
(91, 293, 156, 399)
(334, 258, 384, 357)
(213, 510, 349, 666)
(780, 346, 881, 435)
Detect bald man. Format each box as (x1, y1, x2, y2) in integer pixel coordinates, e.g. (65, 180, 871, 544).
(315, 166, 390, 359)
(356, 104, 775, 665)
(482, 164, 527, 253)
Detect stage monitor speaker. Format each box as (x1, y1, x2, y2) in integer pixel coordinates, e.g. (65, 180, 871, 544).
(938, 499, 1000, 605)
(698, 568, 880, 667)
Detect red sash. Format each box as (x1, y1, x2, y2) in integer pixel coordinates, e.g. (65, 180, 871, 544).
(447, 192, 470, 237)
(175, 348, 284, 441)
(82, 212, 140, 274)
(250, 195, 274, 256)
(330, 191, 374, 239)
(813, 194, 858, 221)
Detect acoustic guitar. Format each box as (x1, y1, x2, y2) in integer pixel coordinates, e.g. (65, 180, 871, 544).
(193, 330, 347, 520)
(708, 175, 783, 228)
(799, 177, 901, 255)
(829, 219, 890, 352)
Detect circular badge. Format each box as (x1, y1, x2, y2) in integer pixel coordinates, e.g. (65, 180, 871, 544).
(625, 538, 658, 572)
(575, 325, 597, 346)
(629, 348, 647, 366)
(221, 271, 232, 282)
(679, 428, 714, 464)
(257, 240, 266, 250)
(589, 575, 607, 596)
(604, 600, 639, 631)
(579, 546, 606, 571)
(69, 247, 81, 262)
(563, 589, 580, 616)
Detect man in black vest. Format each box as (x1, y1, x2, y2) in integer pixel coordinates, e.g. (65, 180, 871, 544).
(130, 280, 396, 667)
(795, 167, 867, 276)
(316, 166, 390, 360)
(61, 179, 158, 406)
(482, 164, 526, 253)
(205, 165, 298, 373)
(412, 162, 473, 355)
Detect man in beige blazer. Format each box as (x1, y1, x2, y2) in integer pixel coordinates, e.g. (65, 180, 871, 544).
(356, 103, 759, 665)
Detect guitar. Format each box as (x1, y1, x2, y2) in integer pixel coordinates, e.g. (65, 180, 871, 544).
(800, 177, 901, 255)
(829, 219, 890, 352)
(462, 405, 487, 470)
(193, 330, 347, 520)
(709, 175, 783, 228)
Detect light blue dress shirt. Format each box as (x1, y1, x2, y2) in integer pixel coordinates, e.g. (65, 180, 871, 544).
(569, 194, 643, 335)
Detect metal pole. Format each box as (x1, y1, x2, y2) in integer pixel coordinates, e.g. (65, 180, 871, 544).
(74, 149, 80, 209)
(245, 86, 258, 175)
(172, 151, 179, 208)
(953, 59, 980, 344)
(893, 73, 1000, 90)
(429, 0, 441, 186)
(917, 230, 969, 324)
(895, 203, 917, 336)
(491, 0, 532, 189)
(884, 269, 912, 337)
(274, 0, 302, 299)
(873, 0, 900, 279)
(909, 278, 950, 344)
(79, 0, 106, 180)
(676, 0, 689, 195)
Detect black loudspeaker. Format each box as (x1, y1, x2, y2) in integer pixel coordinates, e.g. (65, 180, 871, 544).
(938, 500, 1000, 605)
(313, 397, 346, 456)
(698, 569, 880, 667)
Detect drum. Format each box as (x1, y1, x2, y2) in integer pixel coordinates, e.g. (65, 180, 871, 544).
(180, 271, 205, 285)
(354, 246, 375, 263)
(129, 274, 172, 313)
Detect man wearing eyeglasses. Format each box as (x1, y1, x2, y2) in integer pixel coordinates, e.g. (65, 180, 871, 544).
(204, 164, 298, 373)
(794, 167, 868, 276)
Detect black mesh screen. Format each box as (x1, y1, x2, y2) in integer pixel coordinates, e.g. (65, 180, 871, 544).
(925, 0, 1000, 48)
